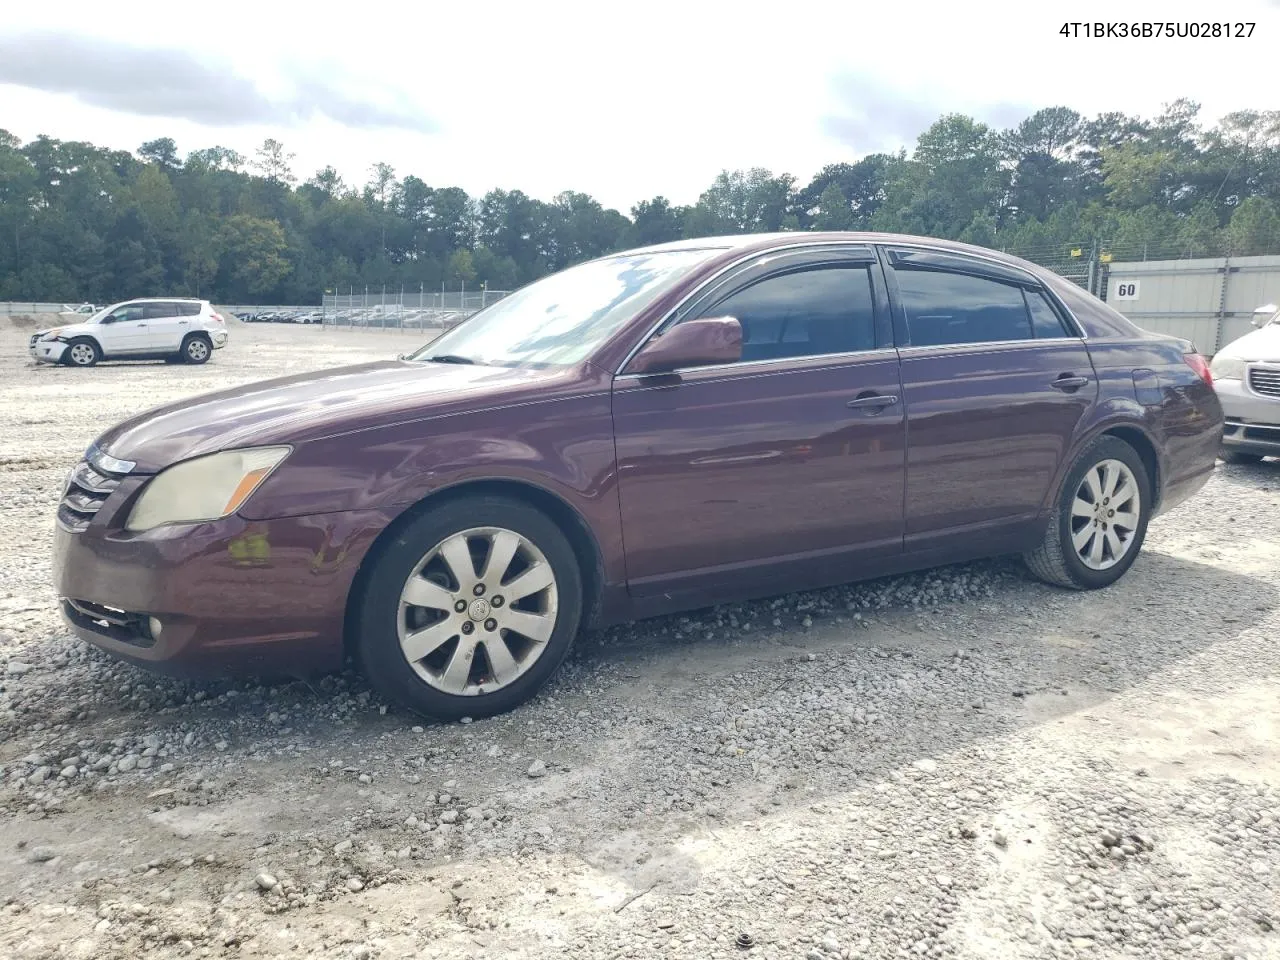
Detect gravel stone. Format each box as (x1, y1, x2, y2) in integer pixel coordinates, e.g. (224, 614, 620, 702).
(0, 323, 1276, 960)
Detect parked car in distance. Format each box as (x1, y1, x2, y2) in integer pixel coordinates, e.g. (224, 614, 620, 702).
(53, 233, 1223, 720)
(30, 299, 229, 367)
(1210, 302, 1280, 462)
(59, 303, 98, 320)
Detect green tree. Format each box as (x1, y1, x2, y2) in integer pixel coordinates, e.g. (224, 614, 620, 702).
(813, 183, 853, 231)
(216, 214, 292, 298)
(448, 248, 477, 285)
(252, 139, 296, 186)
(138, 137, 180, 170)
(1226, 197, 1280, 255)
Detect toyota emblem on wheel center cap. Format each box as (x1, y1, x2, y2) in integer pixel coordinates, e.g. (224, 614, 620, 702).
(468, 598, 491, 621)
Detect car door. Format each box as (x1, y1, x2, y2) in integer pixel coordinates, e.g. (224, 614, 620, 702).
(141, 302, 185, 351)
(612, 245, 906, 602)
(881, 246, 1098, 554)
(95, 303, 148, 355)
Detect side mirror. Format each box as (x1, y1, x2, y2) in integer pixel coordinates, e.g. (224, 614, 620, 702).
(627, 317, 743, 375)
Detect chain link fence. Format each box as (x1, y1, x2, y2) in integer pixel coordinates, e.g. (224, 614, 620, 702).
(320, 289, 513, 331)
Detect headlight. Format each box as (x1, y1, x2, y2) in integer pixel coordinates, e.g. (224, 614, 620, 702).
(1209, 355, 1246, 380)
(125, 447, 291, 532)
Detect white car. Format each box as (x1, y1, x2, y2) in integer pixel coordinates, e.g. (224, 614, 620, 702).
(1210, 302, 1280, 463)
(29, 298, 229, 367)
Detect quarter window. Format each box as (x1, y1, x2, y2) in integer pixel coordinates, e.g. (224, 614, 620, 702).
(895, 269, 1033, 346)
(1025, 289, 1071, 338)
(695, 265, 877, 363)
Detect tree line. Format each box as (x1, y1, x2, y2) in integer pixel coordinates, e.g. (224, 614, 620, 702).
(2, 99, 1279, 304)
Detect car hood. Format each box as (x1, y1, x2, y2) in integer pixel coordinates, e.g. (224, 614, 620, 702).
(1217, 325, 1280, 361)
(94, 359, 571, 474)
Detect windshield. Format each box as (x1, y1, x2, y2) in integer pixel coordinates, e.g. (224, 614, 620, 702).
(406, 248, 721, 368)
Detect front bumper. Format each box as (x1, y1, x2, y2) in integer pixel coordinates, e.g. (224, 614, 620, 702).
(29, 339, 68, 363)
(1215, 375, 1280, 457)
(54, 505, 395, 678)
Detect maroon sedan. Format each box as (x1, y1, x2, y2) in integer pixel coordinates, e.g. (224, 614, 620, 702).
(54, 233, 1223, 719)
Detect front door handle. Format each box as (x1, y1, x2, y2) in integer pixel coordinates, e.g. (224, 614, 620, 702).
(847, 394, 900, 410)
(1051, 375, 1089, 391)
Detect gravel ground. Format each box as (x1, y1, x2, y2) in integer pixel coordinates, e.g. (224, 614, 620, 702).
(2, 316, 1278, 960)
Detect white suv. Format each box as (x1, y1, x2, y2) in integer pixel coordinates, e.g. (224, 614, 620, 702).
(29, 299, 230, 367)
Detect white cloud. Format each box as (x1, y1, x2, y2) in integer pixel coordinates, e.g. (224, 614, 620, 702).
(0, 0, 1276, 211)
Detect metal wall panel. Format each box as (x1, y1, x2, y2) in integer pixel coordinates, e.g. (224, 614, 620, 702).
(1105, 255, 1280, 354)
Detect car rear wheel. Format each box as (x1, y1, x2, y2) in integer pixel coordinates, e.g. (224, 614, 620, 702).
(355, 495, 583, 720)
(182, 334, 212, 364)
(1220, 451, 1264, 465)
(64, 338, 100, 367)
(1024, 435, 1151, 590)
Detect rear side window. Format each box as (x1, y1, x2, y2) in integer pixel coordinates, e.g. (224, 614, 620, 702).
(697, 265, 877, 362)
(143, 303, 176, 319)
(179, 302, 202, 317)
(894, 269, 1032, 346)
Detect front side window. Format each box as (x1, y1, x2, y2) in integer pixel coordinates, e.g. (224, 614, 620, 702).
(406, 248, 722, 368)
(694, 265, 877, 363)
(105, 305, 145, 324)
(895, 269, 1034, 347)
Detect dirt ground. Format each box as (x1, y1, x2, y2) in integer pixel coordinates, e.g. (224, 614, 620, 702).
(1, 317, 1278, 960)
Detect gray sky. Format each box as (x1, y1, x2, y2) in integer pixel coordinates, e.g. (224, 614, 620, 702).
(1, 0, 1277, 211)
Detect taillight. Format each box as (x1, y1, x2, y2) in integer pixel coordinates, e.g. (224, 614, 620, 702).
(1183, 352, 1212, 386)
(211, 312, 225, 324)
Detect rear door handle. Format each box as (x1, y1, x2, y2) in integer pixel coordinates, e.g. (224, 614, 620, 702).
(1051, 375, 1089, 391)
(847, 394, 900, 410)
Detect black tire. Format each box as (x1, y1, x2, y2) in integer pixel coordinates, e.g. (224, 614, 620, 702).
(182, 334, 212, 365)
(355, 495, 583, 721)
(1220, 450, 1264, 465)
(63, 338, 100, 367)
(1024, 435, 1152, 590)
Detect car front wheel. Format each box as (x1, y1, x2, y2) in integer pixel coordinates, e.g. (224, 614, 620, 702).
(355, 495, 583, 720)
(64, 338, 100, 367)
(1024, 435, 1152, 590)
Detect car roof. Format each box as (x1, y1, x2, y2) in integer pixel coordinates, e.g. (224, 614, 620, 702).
(615, 231, 1041, 269)
(118, 297, 206, 303)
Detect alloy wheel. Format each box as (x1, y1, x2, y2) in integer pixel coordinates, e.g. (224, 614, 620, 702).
(397, 526, 559, 696)
(69, 343, 96, 365)
(187, 339, 210, 361)
(1070, 458, 1141, 571)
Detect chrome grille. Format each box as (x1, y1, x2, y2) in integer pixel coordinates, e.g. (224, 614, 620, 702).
(58, 459, 125, 532)
(1249, 367, 1280, 399)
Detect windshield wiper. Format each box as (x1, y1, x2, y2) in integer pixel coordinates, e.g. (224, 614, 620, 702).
(422, 354, 477, 365)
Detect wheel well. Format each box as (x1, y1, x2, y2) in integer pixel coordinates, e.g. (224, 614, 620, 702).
(1103, 425, 1160, 509)
(183, 331, 212, 343)
(341, 479, 606, 662)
